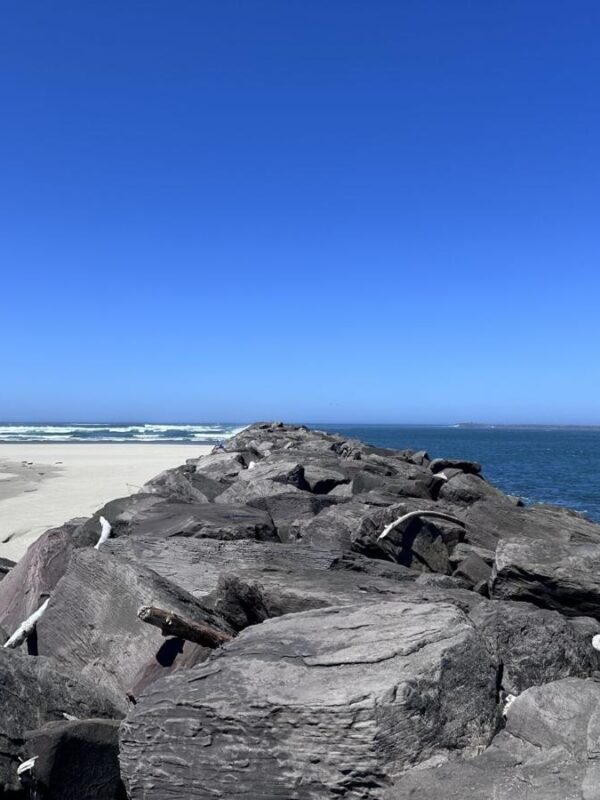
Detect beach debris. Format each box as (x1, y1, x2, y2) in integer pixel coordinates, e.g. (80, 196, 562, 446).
(377, 509, 466, 541)
(16, 756, 37, 777)
(502, 693, 517, 717)
(4, 598, 49, 649)
(137, 605, 233, 648)
(94, 516, 112, 549)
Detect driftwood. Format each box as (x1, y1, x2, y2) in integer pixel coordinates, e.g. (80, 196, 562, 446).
(137, 605, 233, 649)
(377, 510, 465, 542)
(4, 598, 50, 649)
(94, 516, 112, 550)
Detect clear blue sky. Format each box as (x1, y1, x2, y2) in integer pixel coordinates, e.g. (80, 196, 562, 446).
(2, 1, 599, 424)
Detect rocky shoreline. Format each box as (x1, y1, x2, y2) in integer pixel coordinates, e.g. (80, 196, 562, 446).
(1, 422, 600, 797)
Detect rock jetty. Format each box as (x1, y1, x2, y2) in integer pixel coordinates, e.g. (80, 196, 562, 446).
(1, 422, 600, 798)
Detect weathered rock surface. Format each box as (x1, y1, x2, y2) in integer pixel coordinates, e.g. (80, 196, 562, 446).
(469, 600, 600, 694)
(490, 537, 600, 618)
(0, 518, 93, 636)
(0, 556, 15, 579)
(22, 719, 125, 800)
(120, 600, 499, 799)
(388, 677, 600, 799)
(36, 549, 234, 706)
(0, 649, 121, 795)
(85, 495, 277, 542)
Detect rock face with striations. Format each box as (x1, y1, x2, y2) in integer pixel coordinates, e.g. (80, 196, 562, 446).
(2, 422, 600, 799)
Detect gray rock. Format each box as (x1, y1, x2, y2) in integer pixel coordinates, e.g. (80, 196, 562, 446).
(247, 491, 341, 541)
(22, 719, 125, 800)
(0, 518, 93, 637)
(120, 600, 499, 799)
(106, 536, 341, 598)
(36, 548, 234, 706)
(388, 677, 600, 799)
(469, 600, 600, 694)
(464, 498, 600, 552)
(0, 556, 15, 580)
(429, 457, 482, 475)
(143, 466, 224, 503)
(191, 451, 247, 480)
(438, 472, 504, 505)
(452, 550, 492, 588)
(490, 537, 600, 618)
(0, 649, 120, 795)
(86, 495, 277, 542)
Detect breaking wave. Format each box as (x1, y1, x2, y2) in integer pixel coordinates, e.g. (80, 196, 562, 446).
(0, 423, 247, 444)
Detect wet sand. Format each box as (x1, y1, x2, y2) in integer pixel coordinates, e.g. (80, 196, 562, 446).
(0, 444, 212, 562)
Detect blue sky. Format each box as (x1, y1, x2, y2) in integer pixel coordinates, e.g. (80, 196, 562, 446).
(1, 1, 599, 424)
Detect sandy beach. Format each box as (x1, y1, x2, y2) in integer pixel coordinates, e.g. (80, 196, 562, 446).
(0, 444, 212, 562)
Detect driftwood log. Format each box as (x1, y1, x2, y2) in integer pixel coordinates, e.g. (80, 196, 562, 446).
(4, 598, 49, 649)
(137, 606, 233, 649)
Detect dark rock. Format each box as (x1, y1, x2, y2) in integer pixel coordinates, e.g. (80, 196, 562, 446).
(120, 599, 499, 799)
(22, 719, 125, 800)
(191, 451, 247, 480)
(429, 457, 482, 475)
(86, 495, 277, 542)
(452, 550, 492, 588)
(0, 649, 120, 796)
(438, 472, 504, 505)
(464, 498, 600, 552)
(143, 466, 224, 503)
(106, 536, 340, 599)
(409, 450, 430, 466)
(469, 600, 600, 694)
(0, 556, 15, 580)
(214, 478, 307, 505)
(302, 463, 348, 494)
(237, 459, 308, 489)
(0, 518, 94, 636)
(247, 491, 341, 542)
(36, 549, 234, 706)
(387, 677, 600, 799)
(490, 537, 600, 618)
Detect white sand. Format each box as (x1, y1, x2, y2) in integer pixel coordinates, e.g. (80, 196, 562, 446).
(0, 444, 212, 562)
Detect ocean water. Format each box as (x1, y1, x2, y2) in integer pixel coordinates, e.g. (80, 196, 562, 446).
(0, 423, 245, 444)
(1, 422, 599, 523)
(319, 424, 600, 523)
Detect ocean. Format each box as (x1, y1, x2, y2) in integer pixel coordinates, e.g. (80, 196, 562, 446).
(319, 424, 600, 523)
(1, 422, 599, 523)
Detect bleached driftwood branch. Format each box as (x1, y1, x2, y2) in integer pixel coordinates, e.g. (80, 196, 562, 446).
(377, 510, 466, 542)
(94, 516, 112, 550)
(4, 599, 49, 649)
(137, 606, 233, 649)
(17, 756, 38, 778)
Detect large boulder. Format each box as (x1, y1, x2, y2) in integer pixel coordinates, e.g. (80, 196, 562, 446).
(0, 649, 120, 796)
(21, 719, 125, 800)
(35, 548, 234, 706)
(120, 599, 499, 799)
(490, 537, 600, 618)
(469, 600, 600, 694)
(84, 495, 277, 542)
(0, 518, 93, 637)
(106, 537, 341, 598)
(143, 466, 224, 503)
(464, 499, 600, 552)
(388, 677, 600, 799)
